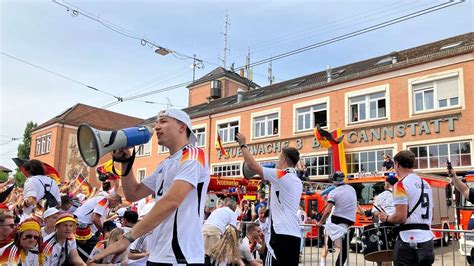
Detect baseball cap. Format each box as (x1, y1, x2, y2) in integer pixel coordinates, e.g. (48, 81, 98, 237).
(43, 207, 59, 219)
(116, 207, 127, 218)
(157, 109, 198, 144)
(386, 175, 399, 186)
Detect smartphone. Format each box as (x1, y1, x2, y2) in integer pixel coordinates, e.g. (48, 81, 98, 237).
(234, 127, 239, 141)
(447, 160, 453, 171)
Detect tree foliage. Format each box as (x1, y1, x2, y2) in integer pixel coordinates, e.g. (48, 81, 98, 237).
(0, 172, 8, 183)
(17, 121, 37, 159)
(14, 170, 26, 187)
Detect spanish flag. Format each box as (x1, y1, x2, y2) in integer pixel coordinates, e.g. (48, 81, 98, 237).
(76, 173, 93, 197)
(216, 133, 229, 158)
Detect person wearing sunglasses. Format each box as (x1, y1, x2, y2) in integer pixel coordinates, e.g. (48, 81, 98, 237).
(0, 208, 16, 248)
(0, 218, 44, 265)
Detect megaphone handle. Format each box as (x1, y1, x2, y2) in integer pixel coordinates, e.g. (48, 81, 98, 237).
(112, 147, 136, 177)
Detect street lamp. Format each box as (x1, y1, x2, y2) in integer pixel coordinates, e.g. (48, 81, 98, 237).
(155, 47, 171, 56)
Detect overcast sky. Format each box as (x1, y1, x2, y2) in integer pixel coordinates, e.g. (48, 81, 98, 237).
(1, 0, 472, 171)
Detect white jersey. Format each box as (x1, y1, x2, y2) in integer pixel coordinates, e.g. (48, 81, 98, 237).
(372, 190, 395, 215)
(262, 167, 302, 256)
(74, 196, 110, 226)
(0, 242, 41, 266)
(142, 145, 210, 264)
(327, 184, 357, 223)
(128, 231, 152, 266)
(204, 207, 238, 234)
(393, 173, 434, 243)
(22, 175, 61, 219)
(43, 234, 78, 266)
(240, 236, 261, 262)
(297, 209, 307, 230)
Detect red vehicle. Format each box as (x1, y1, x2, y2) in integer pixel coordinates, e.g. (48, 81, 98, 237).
(347, 172, 455, 249)
(300, 181, 333, 243)
(455, 171, 474, 258)
(207, 174, 260, 203)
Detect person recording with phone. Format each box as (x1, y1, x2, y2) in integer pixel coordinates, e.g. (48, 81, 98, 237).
(447, 161, 474, 203)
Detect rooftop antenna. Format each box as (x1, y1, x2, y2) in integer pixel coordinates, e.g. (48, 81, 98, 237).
(220, 10, 230, 69)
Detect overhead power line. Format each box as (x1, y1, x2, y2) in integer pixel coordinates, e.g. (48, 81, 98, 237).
(235, 0, 465, 70)
(0, 51, 122, 101)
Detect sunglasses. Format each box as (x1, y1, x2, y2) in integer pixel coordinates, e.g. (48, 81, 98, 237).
(0, 224, 15, 229)
(22, 234, 39, 240)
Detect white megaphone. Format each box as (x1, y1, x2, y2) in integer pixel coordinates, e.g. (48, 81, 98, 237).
(77, 123, 154, 167)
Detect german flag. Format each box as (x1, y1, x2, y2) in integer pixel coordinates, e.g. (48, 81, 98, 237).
(76, 173, 93, 197)
(12, 158, 60, 184)
(216, 133, 229, 158)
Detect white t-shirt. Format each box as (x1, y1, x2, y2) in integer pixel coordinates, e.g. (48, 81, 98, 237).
(43, 234, 78, 266)
(142, 145, 210, 264)
(22, 175, 61, 219)
(0, 242, 41, 266)
(297, 209, 307, 230)
(204, 207, 238, 234)
(73, 196, 110, 226)
(372, 190, 395, 215)
(240, 236, 261, 262)
(128, 231, 152, 266)
(262, 167, 302, 257)
(393, 173, 434, 243)
(327, 184, 357, 223)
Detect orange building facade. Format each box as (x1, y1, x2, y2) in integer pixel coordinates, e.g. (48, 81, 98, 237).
(132, 33, 474, 182)
(29, 33, 474, 187)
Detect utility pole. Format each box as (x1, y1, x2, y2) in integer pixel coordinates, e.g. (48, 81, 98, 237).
(221, 10, 230, 69)
(268, 61, 275, 85)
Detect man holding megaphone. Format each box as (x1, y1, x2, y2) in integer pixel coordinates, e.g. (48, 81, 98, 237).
(90, 109, 210, 265)
(236, 133, 302, 266)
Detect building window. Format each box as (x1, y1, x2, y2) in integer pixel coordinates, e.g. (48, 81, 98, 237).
(136, 142, 151, 157)
(409, 141, 471, 169)
(212, 164, 241, 177)
(349, 92, 386, 123)
(346, 148, 393, 173)
(35, 134, 52, 155)
(296, 103, 327, 131)
(193, 128, 206, 147)
(35, 137, 42, 155)
(137, 169, 146, 181)
(253, 113, 279, 138)
(412, 74, 459, 113)
(303, 155, 331, 176)
(218, 121, 239, 144)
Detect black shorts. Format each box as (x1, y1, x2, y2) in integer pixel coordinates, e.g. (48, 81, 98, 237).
(393, 239, 434, 266)
(266, 233, 301, 266)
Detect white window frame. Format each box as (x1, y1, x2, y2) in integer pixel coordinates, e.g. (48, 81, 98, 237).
(35, 137, 42, 155)
(215, 116, 240, 145)
(293, 97, 330, 133)
(302, 154, 331, 177)
(345, 84, 390, 127)
(45, 134, 51, 153)
(192, 123, 207, 148)
(211, 162, 242, 177)
(345, 148, 395, 174)
(403, 135, 474, 172)
(137, 168, 146, 182)
(136, 140, 152, 157)
(250, 108, 281, 140)
(408, 68, 464, 117)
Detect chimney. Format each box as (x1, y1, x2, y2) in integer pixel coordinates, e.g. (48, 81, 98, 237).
(237, 88, 245, 103)
(326, 65, 332, 83)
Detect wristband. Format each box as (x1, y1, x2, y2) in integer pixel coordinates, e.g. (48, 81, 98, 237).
(385, 215, 390, 223)
(240, 144, 248, 149)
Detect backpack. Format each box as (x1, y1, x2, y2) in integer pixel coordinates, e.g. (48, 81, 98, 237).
(37, 178, 59, 209)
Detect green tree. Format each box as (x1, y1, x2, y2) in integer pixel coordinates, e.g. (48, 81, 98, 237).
(14, 170, 26, 187)
(17, 121, 37, 159)
(0, 172, 8, 183)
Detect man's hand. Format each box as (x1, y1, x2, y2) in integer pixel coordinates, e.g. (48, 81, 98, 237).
(112, 147, 132, 162)
(89, 238, 129, 263)
(236, 133, 246, 146)
(377, 212, 388, 222)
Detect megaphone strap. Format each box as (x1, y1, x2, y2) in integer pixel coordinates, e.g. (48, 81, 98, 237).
(112, 147, 136, 177)
(104, 130, 118, 148)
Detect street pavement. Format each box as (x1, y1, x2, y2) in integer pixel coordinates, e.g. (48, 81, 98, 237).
(299, 241, 466, 265)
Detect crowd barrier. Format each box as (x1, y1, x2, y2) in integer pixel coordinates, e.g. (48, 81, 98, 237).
(237, 221, 474, 266)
